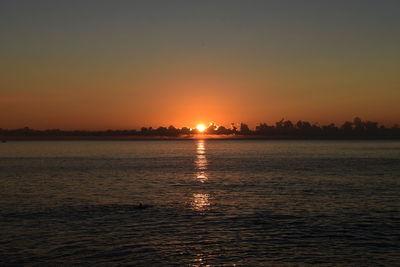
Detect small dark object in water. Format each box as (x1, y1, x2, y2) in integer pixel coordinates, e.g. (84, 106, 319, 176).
(1, 140, 6, 143)
(134, 203, 149, 209)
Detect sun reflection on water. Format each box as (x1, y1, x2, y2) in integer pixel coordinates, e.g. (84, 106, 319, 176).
(191, 139, 211, 211)
(192, 193, 210, 211)
(195, 139, 208, 181)
(191, 253, 210, 267)
(196, 171, 208, 183)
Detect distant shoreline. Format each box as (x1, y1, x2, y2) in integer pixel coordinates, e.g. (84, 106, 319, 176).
(2, 135, 400, 141)
(3, 118, 399, 141)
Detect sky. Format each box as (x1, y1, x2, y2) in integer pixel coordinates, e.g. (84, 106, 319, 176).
(1, 0, 399, 130)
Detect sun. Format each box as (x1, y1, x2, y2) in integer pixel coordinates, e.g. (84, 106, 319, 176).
(196, 124, 206, 133)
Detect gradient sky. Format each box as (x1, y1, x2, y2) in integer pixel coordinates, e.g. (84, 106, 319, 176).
(1, 0, 399, 130)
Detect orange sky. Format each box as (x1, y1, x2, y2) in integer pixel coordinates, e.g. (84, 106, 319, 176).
(1, 1, 399, 130)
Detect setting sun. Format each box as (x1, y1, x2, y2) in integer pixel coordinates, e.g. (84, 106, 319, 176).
(196, 124, 206, 133)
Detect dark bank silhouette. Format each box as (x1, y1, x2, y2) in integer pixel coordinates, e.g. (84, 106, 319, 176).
(1, 117, 399, 140)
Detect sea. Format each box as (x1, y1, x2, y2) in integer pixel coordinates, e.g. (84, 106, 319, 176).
(0, 140, 399, 266)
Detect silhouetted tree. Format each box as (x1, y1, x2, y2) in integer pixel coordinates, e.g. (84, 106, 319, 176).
(275, 119, 284, 129)
(167, 125, 179, 136)
(353, 117, 365, 133)
(216, 125, 229, 135)
(255, 123, 273, 135)
(322, 123, 339, 136)
(206, 122, 217, 134)
(365, 121, 378, 135)
(341, 121, 353, 135)
(239, 123, 251, 135)
(231, 123, 238, 134)
(180, 127, 191, 135)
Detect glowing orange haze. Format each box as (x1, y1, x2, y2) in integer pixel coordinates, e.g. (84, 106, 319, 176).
(1, 64, 399, 130)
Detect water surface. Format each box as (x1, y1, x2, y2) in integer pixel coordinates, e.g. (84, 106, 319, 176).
(1, 140, 399, 265)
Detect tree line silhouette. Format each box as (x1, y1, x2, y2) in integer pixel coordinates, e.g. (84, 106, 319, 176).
(1, 117, 400, 139)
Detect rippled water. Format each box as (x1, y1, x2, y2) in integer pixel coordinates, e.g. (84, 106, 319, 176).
(1, 140, 399, 265)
